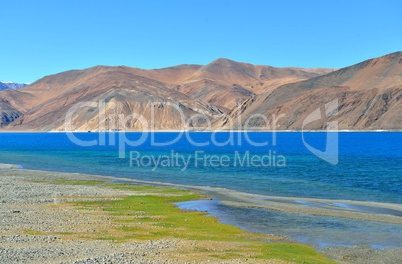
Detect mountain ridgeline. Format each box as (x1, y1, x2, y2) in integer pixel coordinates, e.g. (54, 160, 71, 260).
(0, 81, 28, 91)
(0, 52, 401, 131)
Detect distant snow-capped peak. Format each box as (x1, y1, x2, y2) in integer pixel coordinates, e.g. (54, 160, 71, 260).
(0, 81, 29, 90)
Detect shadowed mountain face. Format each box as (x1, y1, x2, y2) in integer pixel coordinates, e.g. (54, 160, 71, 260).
(0, 99, 21, 127)
(0, 89, 35, 127)
(218, 52, 402, 130)
(0, 53, 401, 131)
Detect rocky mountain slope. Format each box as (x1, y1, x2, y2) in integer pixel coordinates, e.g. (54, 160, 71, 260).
(216, 52, 402, 130)
(0, 59, 330, 130)
(0, 53, 401, 131)
(0, 99, 22, 128)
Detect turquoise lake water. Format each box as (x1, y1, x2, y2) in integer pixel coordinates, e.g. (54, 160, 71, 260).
(1, 132, 401, 248)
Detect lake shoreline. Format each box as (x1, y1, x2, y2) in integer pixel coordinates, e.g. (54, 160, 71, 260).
(1, 167, 402, 263)
(0, 167, 332, 263)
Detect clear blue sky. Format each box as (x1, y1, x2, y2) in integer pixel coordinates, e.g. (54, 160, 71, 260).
(1, 0, 401, 83)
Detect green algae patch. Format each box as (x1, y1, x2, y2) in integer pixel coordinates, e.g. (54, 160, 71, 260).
(23, 229, 48, 236)
(47, 179, 335, 263)
(252, 243, 337, 263)
(53, 179, 109, 186)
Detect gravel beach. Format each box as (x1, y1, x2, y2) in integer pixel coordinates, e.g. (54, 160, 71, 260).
(0, 168, 288, 263)
(1, 168, 401, 263)
(0, 169, 172, 263)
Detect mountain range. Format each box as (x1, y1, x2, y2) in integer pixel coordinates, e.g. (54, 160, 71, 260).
(0, 81, 28, 91)
(0, 52, 401, 131)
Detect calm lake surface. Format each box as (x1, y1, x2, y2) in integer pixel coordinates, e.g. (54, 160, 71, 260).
(1, 132, 401, 248)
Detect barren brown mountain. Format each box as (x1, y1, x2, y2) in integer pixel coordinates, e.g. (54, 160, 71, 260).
(217, 52, 402, 130)
(0, 59, 331, 131)
(1, 53, 400, 131)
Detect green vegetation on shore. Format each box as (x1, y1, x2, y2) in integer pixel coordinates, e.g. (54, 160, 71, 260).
(46, 179, 335, 263)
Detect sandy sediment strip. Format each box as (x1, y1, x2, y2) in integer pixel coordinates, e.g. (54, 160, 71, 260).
(94, 175, 402, 225)
(209, 190, 402, 225)
(3, 163, 402, 224)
